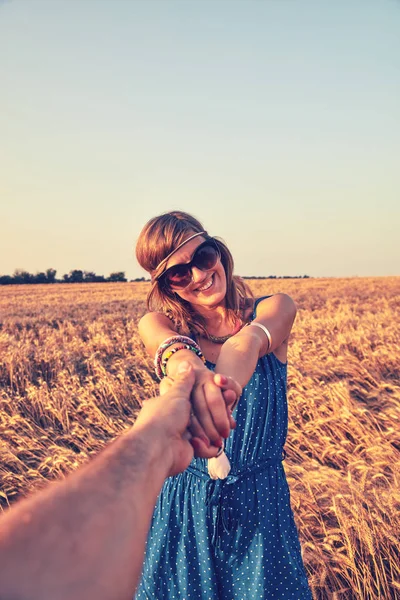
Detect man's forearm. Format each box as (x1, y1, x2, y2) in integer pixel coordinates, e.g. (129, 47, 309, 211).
(0, 427, 168, 600)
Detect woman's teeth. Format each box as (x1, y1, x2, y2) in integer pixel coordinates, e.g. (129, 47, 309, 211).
(197, 276, 213, 292)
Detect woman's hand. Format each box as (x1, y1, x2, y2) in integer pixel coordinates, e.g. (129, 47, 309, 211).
(189, 369, 241, 448)
(213, 373, 241, 425)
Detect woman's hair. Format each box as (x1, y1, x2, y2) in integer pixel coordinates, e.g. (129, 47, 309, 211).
(135, 210, 253, 336)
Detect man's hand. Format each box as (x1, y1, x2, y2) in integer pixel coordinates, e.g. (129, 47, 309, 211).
(134, 362, 198, 476)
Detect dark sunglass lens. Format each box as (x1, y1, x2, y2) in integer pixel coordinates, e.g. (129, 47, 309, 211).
(161, 241, 219, 289)
(165, 265, 192, 288)
(194, 244, 219, 270)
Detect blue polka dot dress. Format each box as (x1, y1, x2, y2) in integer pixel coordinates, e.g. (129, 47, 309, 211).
(135, 299, 312, 599)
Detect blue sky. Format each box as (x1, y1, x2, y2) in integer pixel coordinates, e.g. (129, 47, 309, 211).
(1, 0, 399, 279)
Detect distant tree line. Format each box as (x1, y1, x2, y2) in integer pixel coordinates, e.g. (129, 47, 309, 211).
(0, 269, 127, 285)
(0, 270, 311, 286)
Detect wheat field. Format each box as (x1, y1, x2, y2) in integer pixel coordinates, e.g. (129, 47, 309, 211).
(0, 278, 399, 599)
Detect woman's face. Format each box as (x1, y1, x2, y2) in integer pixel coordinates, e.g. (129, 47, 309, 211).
(163, 234, 227, 309)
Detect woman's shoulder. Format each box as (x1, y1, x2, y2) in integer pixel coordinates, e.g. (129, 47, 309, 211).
(139, 310, 172, 328)
(138, 311, 178, 352)
(253, 294, 295, 314)
(242, 294, 283, 317)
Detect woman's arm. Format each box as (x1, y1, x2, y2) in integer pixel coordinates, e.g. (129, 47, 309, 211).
(214, 294, 296, 388)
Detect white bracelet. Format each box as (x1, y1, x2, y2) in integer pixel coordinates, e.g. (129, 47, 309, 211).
(248, 322, 272, 352)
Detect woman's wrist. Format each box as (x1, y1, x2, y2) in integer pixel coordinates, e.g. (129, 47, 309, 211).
(165, 349, 208, 379)
(154, 335, 205, 380)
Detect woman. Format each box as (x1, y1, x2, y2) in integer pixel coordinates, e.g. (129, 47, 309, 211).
(135, 211, 311, 599)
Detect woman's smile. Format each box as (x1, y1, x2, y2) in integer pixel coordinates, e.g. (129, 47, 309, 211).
(194, 273, 215, 293)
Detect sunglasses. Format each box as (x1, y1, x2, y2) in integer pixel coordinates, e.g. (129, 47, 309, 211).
(158, 239, 221, 290)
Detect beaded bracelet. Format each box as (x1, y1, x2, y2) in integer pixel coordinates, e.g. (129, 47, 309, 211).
(161, 344, 206, 377)
(154, 335, 203, 380)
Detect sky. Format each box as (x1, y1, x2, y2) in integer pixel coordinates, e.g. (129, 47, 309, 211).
(1, 0, 399, 280)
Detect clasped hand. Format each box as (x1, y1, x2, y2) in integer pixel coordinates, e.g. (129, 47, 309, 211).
(159, 364, 241, 459)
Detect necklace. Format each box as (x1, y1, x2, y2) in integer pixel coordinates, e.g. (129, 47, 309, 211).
(204, 321, 245, 344)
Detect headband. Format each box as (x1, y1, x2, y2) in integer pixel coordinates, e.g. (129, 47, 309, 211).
(152, 230, 208, 281)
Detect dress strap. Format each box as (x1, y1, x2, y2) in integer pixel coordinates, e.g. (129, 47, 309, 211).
(252, 295, 273, 319)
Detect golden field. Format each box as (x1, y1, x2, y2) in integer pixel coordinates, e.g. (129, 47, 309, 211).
(0, 277, 399, 599)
